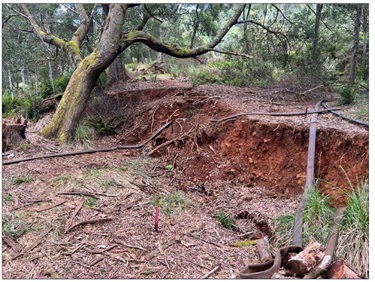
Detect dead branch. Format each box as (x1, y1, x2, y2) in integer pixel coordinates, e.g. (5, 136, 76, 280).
(210, 107, 341, 123)
(147, 127, 193, 156)
(201, 265, 220, 278)
(12, 226, 53, 260)
(2, 234, 22, 253)
(304, 207, 346, 279)
(57, 191, 99, 199)
(65, 198, 85, 232)
(145, 240, 176, 261)
(113, 238, 148, 251)
(64, 218, 113, 234)
(3, 118, 186, 165)
(36, 199, 67, 212)
(11, 199, 49, 211)
(210, 48, 252, 59)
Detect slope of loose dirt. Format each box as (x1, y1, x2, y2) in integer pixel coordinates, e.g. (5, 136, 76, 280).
(2, 78, 369, 278)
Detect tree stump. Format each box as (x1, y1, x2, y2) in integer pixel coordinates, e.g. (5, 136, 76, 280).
(2, 117, 27, 152)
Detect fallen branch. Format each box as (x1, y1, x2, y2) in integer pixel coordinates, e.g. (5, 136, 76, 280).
(201, 265, 220, 278)
(145, 240, 176, 261)
(57, 191, 99, 199)
(210, 108, 341, 122)
(12, 226, 53, 260)
(65, 198, 85, 232)
(2, 233, 22, 252)
(113, 238, 148, 251)
(36, 199, 67, 212)
(3, 118, 186, 165)
(64, 218, 113, 234)
(147, 127, 193, 156)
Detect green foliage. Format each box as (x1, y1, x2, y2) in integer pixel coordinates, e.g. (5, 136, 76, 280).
(3, 194, 13, 202)
(154, 191, 191, 216)
(11, 176, 34, 185)
(2, 90, 42, 121)
(214, 211, 235, 229)
(85, 116, 116, 136)
(74, 123, 96, 145)
(39, 75, 70, 98)
(2, 91, 22, 118)
(336, 180, 369, 278)
(303, 188, 335, 244)
(2, 215, 33, 240)
(333, 83, 358, 105)
(272, 188, 334, 247)
(84, 196, 97, 208)
(165, 164, 173, 171)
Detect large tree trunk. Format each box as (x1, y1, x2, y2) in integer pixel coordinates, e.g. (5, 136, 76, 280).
(313, 4, 323, 62)
(106, 54, 130, 86)
(349, 4, 362, 85)
(42, 4, 127, 143)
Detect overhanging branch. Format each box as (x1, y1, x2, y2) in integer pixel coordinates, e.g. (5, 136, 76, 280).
(120, 4, 245, 58)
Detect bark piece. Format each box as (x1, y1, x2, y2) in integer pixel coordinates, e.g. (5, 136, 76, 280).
(323, 260, 361, 279)
(256, 237, 273, 262)
(286, 241, 325, 275)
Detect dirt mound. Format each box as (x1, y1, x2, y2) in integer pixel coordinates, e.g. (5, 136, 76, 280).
(107, 82, 368, 207)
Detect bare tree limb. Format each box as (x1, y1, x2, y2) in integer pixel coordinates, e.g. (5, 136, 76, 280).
(306, 4, 333, 33)
(144, 4, 163, 23)
(210, 48, 253, 59)
(271, 4, 297, 25)
(120, 4, 245, 57)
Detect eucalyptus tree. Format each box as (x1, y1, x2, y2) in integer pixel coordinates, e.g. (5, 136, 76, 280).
(5, 3, 245, 143)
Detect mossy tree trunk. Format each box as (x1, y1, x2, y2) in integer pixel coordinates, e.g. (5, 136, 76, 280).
(42, 4, 127, 142)
(18, 3, 244, 143)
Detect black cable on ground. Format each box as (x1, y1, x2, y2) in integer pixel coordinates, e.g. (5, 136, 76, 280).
(322, 102, 368, 129)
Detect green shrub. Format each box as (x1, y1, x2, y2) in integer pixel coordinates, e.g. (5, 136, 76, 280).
(39, 74, 70, 98)
(2, 91, 22, 117)
(85, 116, 116, 136)
(74, 123, 96, 145)
(214, 211, 235, 229)
(333, 83, 358, 105)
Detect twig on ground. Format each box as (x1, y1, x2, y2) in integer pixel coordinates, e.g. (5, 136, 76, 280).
(36, 199, 67, 212)
(113, 238, 148, 251)
(65, 218, 113, 234)
(145, 240, 176, 261)
(2, 234, 22, 252)
(65, 198, 85, 232)
(186, 232, 223, 248)
(57, 191, 99, 199)
(89, 256, 104, 267)
(147, 127, 193, 156)
(11, 199, 49, 211)
(12, 226, 53, 260)
(200, 265, 220, 278)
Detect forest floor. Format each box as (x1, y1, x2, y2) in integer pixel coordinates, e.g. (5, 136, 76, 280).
(2, 76, 369, 278)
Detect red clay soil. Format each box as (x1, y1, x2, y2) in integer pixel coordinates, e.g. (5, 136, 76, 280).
(102, 80, 368, 207)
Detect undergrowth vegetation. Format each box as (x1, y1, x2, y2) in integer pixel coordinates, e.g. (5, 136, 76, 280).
(272, 181, 369, 278)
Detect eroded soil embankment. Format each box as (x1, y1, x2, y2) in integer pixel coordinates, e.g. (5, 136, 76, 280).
(106, 85, 368, 208)
(214, 119, 368, 206)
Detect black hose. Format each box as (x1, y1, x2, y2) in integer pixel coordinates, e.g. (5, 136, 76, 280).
(322, 102, 368, 129)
